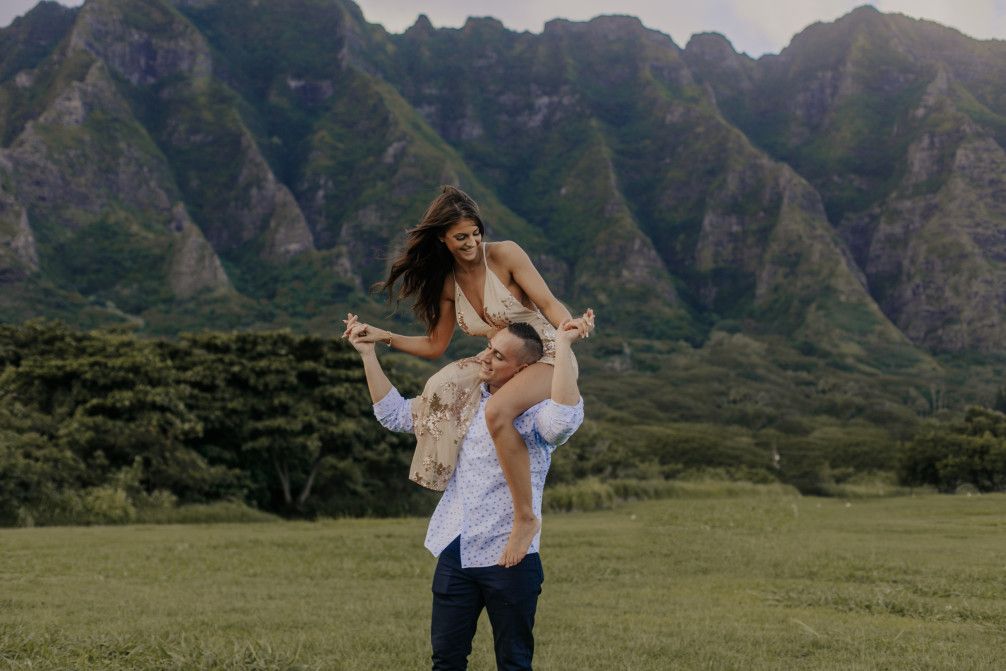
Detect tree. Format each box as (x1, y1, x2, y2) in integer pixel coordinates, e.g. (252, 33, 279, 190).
(0, 321, 242, 503)
(898, 407, 1006, 492)
(163, 331, 421, 515)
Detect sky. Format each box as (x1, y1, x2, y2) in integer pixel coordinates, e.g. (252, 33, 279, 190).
(2, 0, 1004, 56)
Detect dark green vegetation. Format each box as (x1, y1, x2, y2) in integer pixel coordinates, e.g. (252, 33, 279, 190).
(899, 406, 1006, 493)
(1, 0, 1006, 499)
(0, 320, 428, 525)
(2, 493, 1005, 669)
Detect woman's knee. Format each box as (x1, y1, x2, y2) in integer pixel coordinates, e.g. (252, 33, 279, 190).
(485, 397, 518, 437)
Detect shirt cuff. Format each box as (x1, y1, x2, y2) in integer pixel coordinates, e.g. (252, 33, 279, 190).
(373, 387, 405, 415)
(536, 397, 584, 446)
(547, 396, 579, 412)
(544, 397, 583, 415)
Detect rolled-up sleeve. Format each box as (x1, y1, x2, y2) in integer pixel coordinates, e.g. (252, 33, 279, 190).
(534, 397, 584, 447)
(374, 387, 414, 433)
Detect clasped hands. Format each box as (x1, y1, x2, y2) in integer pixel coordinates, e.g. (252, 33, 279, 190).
(341, 313, 383, 353)
(557, 307, 596, 345)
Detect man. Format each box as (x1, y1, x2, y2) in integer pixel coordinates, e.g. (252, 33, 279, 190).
(346, 312, 593, 671)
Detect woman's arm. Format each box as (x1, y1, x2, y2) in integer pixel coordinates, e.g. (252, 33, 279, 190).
(494, 241, 572, 328)
(342, 281, 456, 360)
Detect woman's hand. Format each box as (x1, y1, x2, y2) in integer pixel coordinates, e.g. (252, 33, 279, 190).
(557, 308, 595, 345)
(341, 313, 391, 345)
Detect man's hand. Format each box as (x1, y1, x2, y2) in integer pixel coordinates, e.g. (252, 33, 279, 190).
(346, 320, 394, 402)
(557, 308, 595, 346)
(549, 309, 592, 406)
(346, 322, 377, 356)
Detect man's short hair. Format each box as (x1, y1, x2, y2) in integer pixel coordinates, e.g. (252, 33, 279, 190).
(506, 322, 544, 364)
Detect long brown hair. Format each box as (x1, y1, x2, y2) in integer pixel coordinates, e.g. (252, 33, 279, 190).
(376, 185, 485, 333)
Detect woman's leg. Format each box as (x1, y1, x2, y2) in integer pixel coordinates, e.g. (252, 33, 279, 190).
(485, 361, 553, 568)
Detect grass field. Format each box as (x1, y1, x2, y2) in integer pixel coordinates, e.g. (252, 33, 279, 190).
(1, 491, 1004, 670)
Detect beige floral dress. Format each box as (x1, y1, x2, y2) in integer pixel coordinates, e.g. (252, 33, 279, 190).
(409, 243, 573, 490)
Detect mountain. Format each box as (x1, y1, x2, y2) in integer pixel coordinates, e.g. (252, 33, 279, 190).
(0, 0, 1003, 445)
(683, 6, 1006, 353)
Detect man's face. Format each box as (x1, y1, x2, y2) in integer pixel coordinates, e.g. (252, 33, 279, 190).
(476, 331, 528, 391)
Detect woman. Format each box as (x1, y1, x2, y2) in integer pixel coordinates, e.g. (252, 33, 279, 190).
(344, 185, 589, 568)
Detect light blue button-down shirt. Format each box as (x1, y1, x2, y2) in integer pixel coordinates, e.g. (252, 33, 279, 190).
(374, 384, 584, 568)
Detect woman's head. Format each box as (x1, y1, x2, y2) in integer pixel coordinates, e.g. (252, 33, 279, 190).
(421, 185, 485, 245)
(375, 185, 486, 332)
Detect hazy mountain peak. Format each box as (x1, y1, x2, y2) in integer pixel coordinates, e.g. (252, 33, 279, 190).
(405, 13, 434, 36)
(462, 16, 506, 32)
(544, 14, 650, 40)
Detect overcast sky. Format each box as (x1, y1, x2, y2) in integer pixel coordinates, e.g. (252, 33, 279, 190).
(2, 0, 1004, 56)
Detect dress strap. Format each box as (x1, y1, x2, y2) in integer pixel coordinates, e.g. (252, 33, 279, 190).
(482, 242, 489, 270)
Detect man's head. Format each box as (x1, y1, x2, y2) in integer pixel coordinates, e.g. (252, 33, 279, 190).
(477, 323, 544, 392)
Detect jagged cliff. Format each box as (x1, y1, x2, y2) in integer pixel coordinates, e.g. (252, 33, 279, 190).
(683, 6, 1006, 352)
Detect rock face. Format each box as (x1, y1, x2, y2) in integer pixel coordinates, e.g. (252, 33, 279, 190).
(167, 203, 231, 298)
(0, 179, 38, 281)
(684, 6, 1006, 352)
(843, 129, 1006, 352)
(68, 0, 212, 85)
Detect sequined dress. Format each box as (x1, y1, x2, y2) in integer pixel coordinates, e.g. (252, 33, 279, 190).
(409, 243, 573, 490)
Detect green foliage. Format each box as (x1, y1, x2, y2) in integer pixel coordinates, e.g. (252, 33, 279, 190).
(898, 406, 1006, 492)
(159, 329, 422, 516)
(0, 320, 423, 526)
(46, 211, 174, 318)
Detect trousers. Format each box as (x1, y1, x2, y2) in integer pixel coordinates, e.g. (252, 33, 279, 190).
(430, 536, 544, 670)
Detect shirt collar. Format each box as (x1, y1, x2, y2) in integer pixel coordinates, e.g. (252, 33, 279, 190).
(480, 383, 491, 399)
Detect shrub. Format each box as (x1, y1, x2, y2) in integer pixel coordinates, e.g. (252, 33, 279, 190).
(898, 406, 1006, 492)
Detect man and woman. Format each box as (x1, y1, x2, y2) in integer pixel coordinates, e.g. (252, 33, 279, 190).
(346, 311, 593, 669)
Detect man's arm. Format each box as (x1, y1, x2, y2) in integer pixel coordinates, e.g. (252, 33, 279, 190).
(535, 309, 594, 445)
(550, 308, 594, 404)
(347, 323, 413, 433)
(358, 348, 393, 405)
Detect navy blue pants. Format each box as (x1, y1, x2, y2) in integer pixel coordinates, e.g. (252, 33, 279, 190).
(431, 536, 544, 670)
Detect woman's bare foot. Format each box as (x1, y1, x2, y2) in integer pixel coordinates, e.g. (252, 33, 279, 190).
(500, 515, 542, 568)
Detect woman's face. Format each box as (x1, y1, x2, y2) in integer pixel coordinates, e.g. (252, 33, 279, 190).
(440, 219, 482, 264)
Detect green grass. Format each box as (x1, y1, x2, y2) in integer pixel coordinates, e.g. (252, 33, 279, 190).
(2, 492, 1004, 669)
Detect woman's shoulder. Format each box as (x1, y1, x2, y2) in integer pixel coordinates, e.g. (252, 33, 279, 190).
(486, 240, 528, 265)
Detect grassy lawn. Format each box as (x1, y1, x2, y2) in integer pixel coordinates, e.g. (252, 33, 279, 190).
(1, 493, 1004, 669)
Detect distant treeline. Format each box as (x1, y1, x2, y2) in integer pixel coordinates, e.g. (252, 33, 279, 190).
(2, 322, 1003, 527)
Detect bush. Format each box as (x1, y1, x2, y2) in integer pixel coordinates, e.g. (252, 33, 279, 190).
(544, 478, 616, 512)
(543, 477, 799, 512)
(898, 406, 1006, 492)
